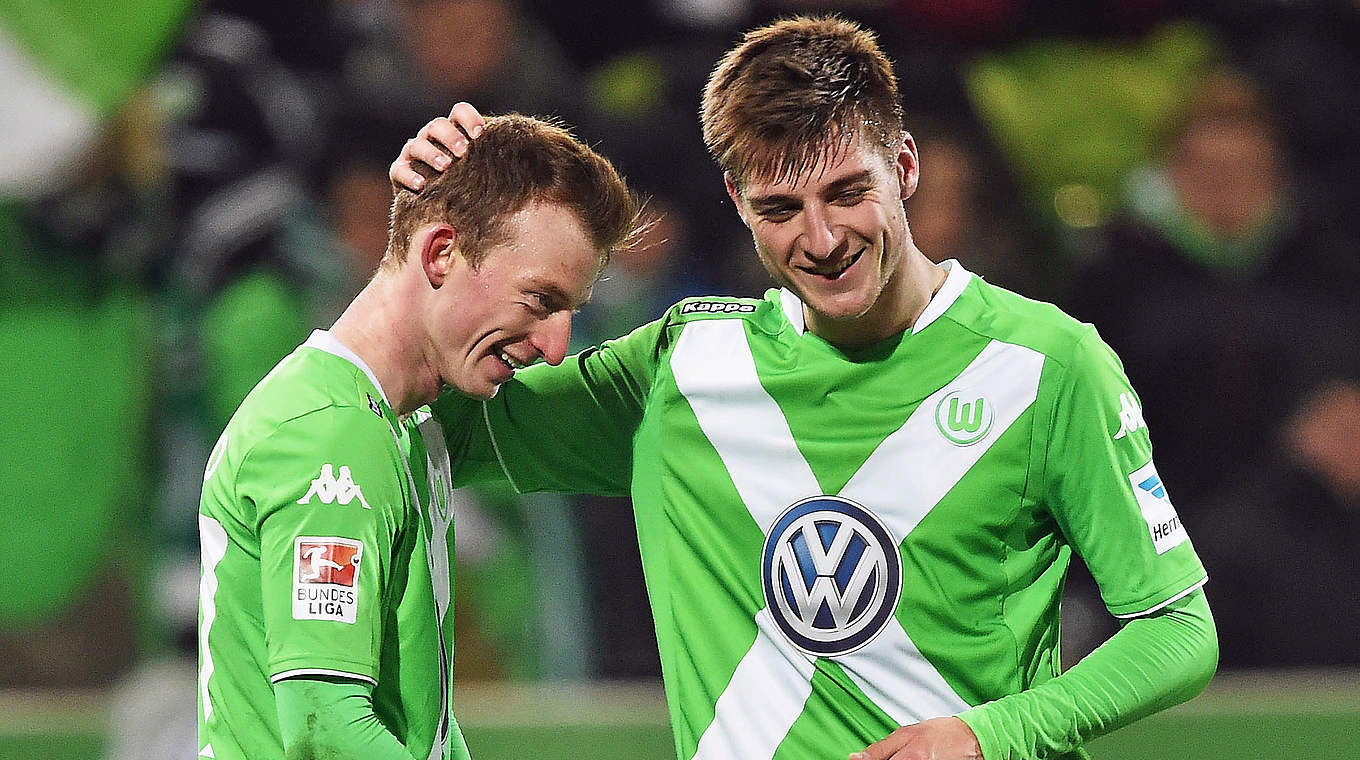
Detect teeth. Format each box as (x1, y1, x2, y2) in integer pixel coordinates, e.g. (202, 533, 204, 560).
(812, 257, 855, 276)
(807, 251, 861, 277)
(499, 352, 526, 370)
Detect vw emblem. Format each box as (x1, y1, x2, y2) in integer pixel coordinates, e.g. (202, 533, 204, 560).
(761, 496, 901, 657)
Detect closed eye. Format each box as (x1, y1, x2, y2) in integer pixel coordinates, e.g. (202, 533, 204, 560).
(523, 292, 552, 316)
(831, 187, 870, 204)
(756, 205, 799, 222)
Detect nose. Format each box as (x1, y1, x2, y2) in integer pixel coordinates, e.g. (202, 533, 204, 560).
(800, 202, 839, 259)
(531, 309, 573, 366)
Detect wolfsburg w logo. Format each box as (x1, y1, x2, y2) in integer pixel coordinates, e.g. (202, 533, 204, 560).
(934, 390, 994, 446)
(762, 496, 901, 657)
(298, 464, 372, 509)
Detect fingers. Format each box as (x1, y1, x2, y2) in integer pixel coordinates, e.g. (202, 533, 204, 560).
(389, 145, 429, 192)
(389, 103, 487, 192)
(388, 118, 463, 192)
(850, 718, 982, 760)
(447, 101, 486, 137)
(851, 726, 913, 760)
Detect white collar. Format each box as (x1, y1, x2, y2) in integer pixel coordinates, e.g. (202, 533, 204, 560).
(303, 329, 392, 407)
(777, 258, 972, 337)
(911, 258, 970, 334)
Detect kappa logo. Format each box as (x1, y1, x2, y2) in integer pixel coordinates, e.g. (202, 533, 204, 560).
(934, 390, 994, 446)
(293, 537, 363, 623)
(298, 464, 371, 509)
(761, 496, 901, 656)
(1112, 392, 1146, 440)
(681, 300, 756, 315)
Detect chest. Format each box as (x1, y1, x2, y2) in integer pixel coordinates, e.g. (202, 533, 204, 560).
(645, 321, 1046, 533)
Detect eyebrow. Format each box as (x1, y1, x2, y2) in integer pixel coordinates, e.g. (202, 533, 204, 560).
(747, 169, 877, 209)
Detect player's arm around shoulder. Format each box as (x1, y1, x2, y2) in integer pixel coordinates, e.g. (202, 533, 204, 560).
(438, 310, 677, 496)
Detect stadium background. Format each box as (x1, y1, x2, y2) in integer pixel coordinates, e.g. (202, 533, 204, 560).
(2, 0, 1357, 757)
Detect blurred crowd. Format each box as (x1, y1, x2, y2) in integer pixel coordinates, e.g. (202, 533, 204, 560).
(2, 0, 1359, 730)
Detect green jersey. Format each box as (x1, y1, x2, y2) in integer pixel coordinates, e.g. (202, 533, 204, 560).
(442, 262, 1206, 760)
(199, 330, 465, 760)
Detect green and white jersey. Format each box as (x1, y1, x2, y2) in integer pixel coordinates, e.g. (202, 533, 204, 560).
(199, 330, 466, 760)
(442, 261, 1206, 760)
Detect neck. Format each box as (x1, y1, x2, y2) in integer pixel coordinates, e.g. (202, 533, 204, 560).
(806, 246, 946, 348)
(330, 269, 439, 417)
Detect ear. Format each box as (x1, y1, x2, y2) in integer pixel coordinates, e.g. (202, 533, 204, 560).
(724, 173, 751, 229)
(896, 131, 920, 201)
(417, 223, 459, 287)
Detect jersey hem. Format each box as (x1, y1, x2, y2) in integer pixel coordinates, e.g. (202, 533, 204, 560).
(1109, 574, 1208, 619)
(270, 667, 377, 685)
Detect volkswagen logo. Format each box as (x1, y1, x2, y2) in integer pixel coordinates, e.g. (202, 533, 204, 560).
(761, 496, 901, 657)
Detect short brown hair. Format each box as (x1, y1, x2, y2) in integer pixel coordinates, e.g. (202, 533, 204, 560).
(701, 16, 905, 188)
(385, 114, 640, 270)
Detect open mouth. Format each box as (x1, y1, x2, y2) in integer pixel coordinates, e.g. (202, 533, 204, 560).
(497, 351, 528, 372)
(799, 248, 863, 281)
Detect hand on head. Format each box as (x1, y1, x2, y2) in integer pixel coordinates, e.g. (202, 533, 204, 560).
(390, 102, 487, 191)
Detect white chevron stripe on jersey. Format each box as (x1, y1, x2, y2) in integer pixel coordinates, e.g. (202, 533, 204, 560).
(690, 609, 818, 760)
(673, 321, 1050, 757)
(833, 618, 968, 725)
(833, 342, 1044, 725)
(838, 339, 1046, 524)
(198, 514, 229, 758)
(416, 416, 454, 760)
(834, 341, 1043, 725)
(673, 320, 819, 760)
(671, 320, 821, 529)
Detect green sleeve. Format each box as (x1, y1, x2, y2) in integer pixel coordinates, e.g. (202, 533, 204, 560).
(274, 677, 417, 759)
(437, 316, 665, 496)
(1045, 328, 1206, 616)
(242, 408, 404, 682)
(958, 590, 1218, 759)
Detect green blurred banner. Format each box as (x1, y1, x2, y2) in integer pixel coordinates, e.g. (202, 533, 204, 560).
(0, 0, 193, 113)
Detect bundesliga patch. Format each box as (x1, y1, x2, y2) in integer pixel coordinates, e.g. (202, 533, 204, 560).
(1128, 461, 1187, 555)
(293, 537, 364, 623)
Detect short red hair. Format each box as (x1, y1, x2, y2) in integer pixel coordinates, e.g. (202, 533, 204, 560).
(386, 114, 640, 270)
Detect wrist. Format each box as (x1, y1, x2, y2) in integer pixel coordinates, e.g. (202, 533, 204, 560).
(956, 706, 999, 760)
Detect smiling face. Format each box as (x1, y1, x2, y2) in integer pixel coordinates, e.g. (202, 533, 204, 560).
(426, 200, 601, 399)
(729, 131, 923, 345)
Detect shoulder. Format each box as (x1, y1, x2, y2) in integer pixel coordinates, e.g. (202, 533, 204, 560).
(227, 349, 393, 466)
(587, 292, 787, 366)
(661, 291, 789, 335)
(946, 275, 1103, 374)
